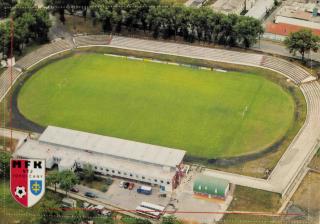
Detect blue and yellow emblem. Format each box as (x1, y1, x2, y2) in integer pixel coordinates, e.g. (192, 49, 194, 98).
(30, 180, 43, 196)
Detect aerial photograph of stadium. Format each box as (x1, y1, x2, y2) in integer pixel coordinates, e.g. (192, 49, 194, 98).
(0, 0, 320, 223)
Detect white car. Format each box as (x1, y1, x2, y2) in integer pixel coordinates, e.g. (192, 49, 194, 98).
(101, 209, 112, 216)
(119, 181, 125, 188)
(82, 202, 90, 208)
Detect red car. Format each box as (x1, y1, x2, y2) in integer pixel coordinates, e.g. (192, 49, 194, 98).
(70, 187, 79, 193)
(128, 182, 134, 190)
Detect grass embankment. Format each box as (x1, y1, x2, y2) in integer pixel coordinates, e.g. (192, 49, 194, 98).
(287, 172, 320, 224)
(222, 186, 282, 224)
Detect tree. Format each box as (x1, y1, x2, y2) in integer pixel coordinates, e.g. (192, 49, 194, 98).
(90, 0, 115, 31)
(82, 163, 95, 181)
(284, 29, 320, 62)
(0, 0, 51, 58)
(235, 16, 264, 48)
(39, 200, 62, 224)
(69, 210, 86, 224)
(90, 0, 263, 48)
(45, 0, 91, 23)
(58, 170, 79, 196)
(0, 0, 17, 18)
(162, 216, 181, 224)
(32, 8, 52, 42)
(46, 170, 60, 192)
(0, 151, 11, 178)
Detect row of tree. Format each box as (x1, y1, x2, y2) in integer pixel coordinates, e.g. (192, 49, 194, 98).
(91, 0, 263, 48)
(45, 0, 264, 48)
(0, 0, 51, 58)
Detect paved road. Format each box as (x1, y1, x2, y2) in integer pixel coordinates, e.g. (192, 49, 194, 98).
(253, 39, 320, 63)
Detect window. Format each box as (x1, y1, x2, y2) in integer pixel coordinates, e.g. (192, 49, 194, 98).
(94, 166, 97, 170)
(112, 170, 115, 173)
(118, 171, 121, 175)
(124, 172, 127, 176)
(130, 173, 133, 177)
(100, 167, 103, 170)
(154, 179, 157, 182)
(136, 175, 139, 178)
(106, 169, 109, 172)
(160, 180, 164, 184)
(167, 181, 170, 185)
(142, 176, 145, 179)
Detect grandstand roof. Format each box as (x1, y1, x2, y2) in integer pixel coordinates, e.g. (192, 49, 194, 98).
(39, 126, 186, 168)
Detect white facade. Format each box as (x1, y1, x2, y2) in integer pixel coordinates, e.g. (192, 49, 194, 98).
(14, 126, 186, 192)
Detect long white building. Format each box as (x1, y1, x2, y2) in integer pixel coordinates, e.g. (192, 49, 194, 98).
(14, 126, 186, 192)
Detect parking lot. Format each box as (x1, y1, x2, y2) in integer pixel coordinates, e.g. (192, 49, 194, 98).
(76, 177, 171, 212)
(73, 170, 232, 222)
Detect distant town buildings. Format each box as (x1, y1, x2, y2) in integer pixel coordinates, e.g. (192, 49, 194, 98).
(266, 0, 320, 36)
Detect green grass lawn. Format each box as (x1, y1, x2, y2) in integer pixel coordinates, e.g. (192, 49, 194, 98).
(18, 53, 295, 158)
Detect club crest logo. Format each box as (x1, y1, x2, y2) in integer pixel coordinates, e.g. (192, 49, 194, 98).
(10, 159, 45, 207)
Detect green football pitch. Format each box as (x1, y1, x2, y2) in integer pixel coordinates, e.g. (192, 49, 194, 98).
(18, 53, 295, 158)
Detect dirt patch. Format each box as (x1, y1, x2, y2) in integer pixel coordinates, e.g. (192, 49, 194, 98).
(309, 148, 320, 171)
(291, 172, 320, 221)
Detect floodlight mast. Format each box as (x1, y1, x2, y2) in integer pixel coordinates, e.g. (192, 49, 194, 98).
(9, 16, 14, 151)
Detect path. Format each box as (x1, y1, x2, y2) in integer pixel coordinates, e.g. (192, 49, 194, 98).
(253, 39, 320, 63)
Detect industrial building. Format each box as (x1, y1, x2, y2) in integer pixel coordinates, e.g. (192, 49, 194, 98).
(13, 126, 186, 192)
(266, 0, 320, 36)
(193, 175, 230, 200)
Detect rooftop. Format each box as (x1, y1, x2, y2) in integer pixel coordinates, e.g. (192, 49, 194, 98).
(212, 0, 245, 14)
(193, 175, 229, 196)
(15, 139, 177, 180)
(246, 0, 274, 20)
(39, 126, 186, 168)
(275, 16, 320, 30)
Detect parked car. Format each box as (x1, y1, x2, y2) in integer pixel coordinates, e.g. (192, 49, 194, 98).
(119, 181, 125, 188)
(84, 192, 96, 198)
(137, 186, 152, 195)
(128, 182, 134, 190)
(61, 198, 77, 210)
(94, 205, 105, 214)
(101, 209, 112, 216)
(123, 182, 130, 189)
(70, 187, 79, 193)
(82, 202, 90, 208)
(88, 205, 95, 210)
